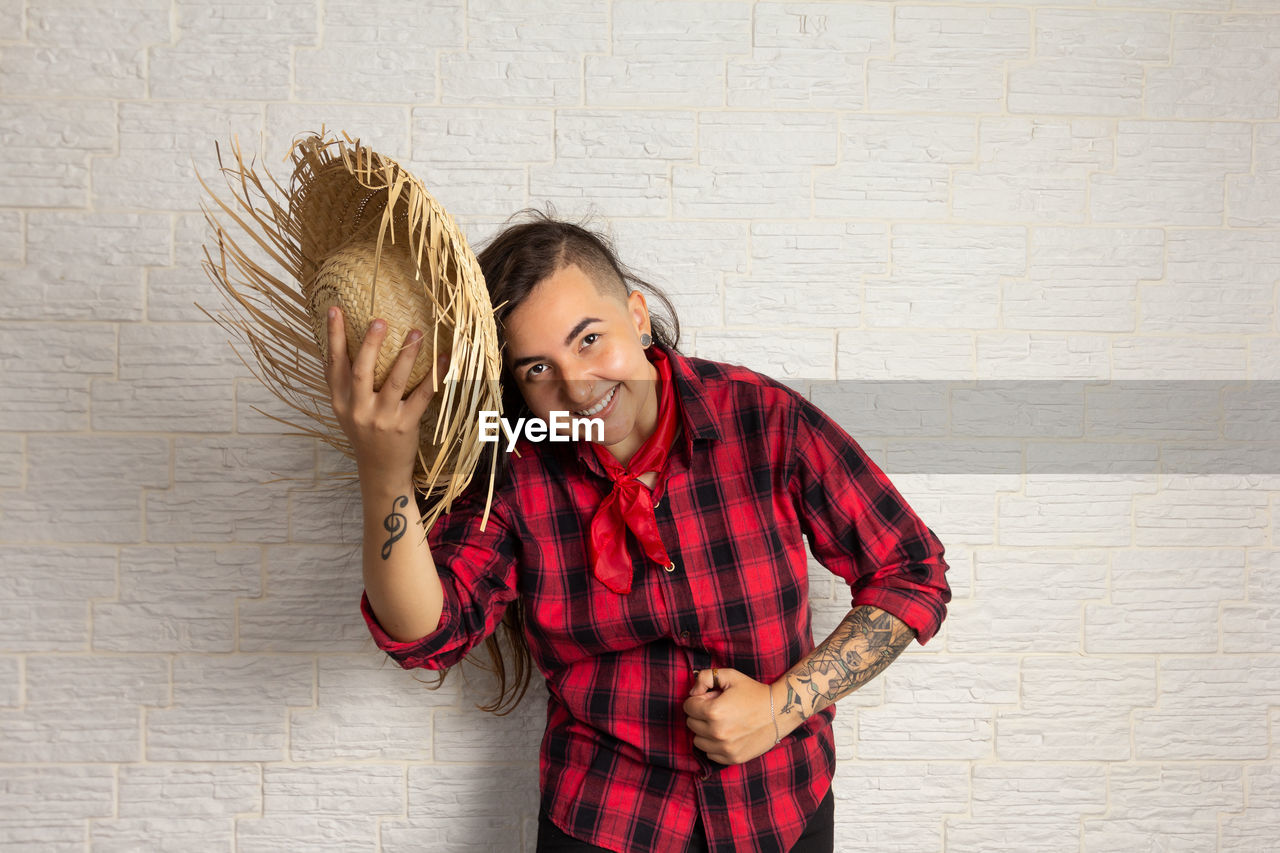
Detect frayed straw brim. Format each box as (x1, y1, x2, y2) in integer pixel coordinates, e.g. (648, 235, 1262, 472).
(196, 130, 502, 531)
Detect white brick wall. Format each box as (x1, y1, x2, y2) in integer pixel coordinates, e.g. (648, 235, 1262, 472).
(1, 1, 1277, 850)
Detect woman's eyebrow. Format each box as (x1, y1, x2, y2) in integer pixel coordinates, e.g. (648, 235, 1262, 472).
(510, 317, 604, 370)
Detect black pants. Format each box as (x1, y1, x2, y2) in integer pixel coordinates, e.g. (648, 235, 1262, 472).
(536, 786, 835, 853)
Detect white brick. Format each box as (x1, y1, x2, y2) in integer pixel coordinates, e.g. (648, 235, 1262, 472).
(1000, 227, 1160, 333)
(0, 432, 26, 488)
(12, 211, 170, 321)
(586, 56, 724, 108)
(0, 99, 115, 207)
(413, 107, 553, 165)
(3, 0, 168, 98)
(0, 0, 22, 37)
(433, 686, 545, 764)
(0, 322, 116, 431)
(263, 104, 411, 160)
(970, 763, 1106, 819)
(149, 0, 317, 100)
(858, 656, 1017, 759)
(949, 549, 1106, 653)
(147, 706, 289, 762)
(868, 270, 1003, 329)
(837, 331, 974, 380)
(150, 213, 225, 322)
(467, 0, 606, 53)
(26, 654, 168, 706)
(999, 475, 1159, 547)
(145, 436, 314, 543)
(902, 474, 1015, 548)
(1223, 549, 1280, 653)
(93, 102, 263, 212)
(728, 52, 866, 110)
(555, 110, 694, 161)
(1220, 763, 1280, 851)
(610, 1, 750, 57)
(955, 120, 1116, 224)
(868, 59, 1005, 113)
(1035, 9, 1170, 61)
(945, 818, 1082, 853)
(236, 816, 377, 853)
(405, 761, 539, 820)
(831, 762, 967, 834)
(0, 822, 84, 852)
(810, 381, 948, 439)
(382, 814, 528, 853)
(950, 383, 1084, 439)
(894, 5, 1029, 60)
(672, 165, 812, 219)
(610, 219, 747, 329)
(1087, 764, 1242, 841)
(404, 164, 527, 219)
(295, 1, 461, 103)
(287, 480, 362, 543)
(0, 704, 140, 762)
(93, 546, 261, 653)
(263, 765, 402, 815)
(172, 654, 314, 709)
(92, 817, 235, 853)
(698, 111, 837, 167)
(1228, 173, 1280, 227)
(441, 51, 580, 106)
(976, 334, 1111, 379)
(999, 657, 1156, 760)
(0, 210, 21, 263)
(238, 545, 369, 652)
(693, 329, 833, 380)
(1139, 229, 1280, 333)
(290, 706, 435, 761)
(1133, 475, 1269, 547)
(753, 2, 891, 54)
(0, 436, 169, 544)
(0, 656, 18, 706)
(1112, 337, 1247, 378)
(118, 763, 261, 817)
(91, 321, 252, 433)
(0, 546, 116, 651)
(1147, 14, 1280, 119)
(1009, 57, 1145, 117)
(0, 765, 114, 819)
(530, 158, 671, 218)
(1084, 382, 1222, 440)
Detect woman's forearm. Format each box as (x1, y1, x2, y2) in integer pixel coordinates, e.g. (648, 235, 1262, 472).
(771, 605, 916, 736)
(360, 477, 444, 643)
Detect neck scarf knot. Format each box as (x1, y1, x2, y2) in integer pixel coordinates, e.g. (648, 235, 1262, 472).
(586, 345, 679, 595)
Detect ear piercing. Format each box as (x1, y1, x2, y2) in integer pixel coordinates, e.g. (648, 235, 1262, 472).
(640, 333, 652, 348)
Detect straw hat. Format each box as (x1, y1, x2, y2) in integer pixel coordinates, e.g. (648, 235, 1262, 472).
(197, 130, 503, 530)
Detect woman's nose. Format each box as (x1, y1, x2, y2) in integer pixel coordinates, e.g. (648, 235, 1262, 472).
(562, 377, 595, 406)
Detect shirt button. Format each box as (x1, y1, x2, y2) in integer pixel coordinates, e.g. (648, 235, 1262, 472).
(700, 766, 712, 781)
(679, 630, 690, 641)
(653, 498, 661, 509)
(664, 561, 676, 573)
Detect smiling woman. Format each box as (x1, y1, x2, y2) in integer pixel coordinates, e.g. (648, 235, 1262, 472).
(335, 209, 952, 853)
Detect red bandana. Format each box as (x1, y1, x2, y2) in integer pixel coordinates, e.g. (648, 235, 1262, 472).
(586, 345, 679, 595)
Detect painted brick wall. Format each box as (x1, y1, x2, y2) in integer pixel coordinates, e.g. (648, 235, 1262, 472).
(1, 1, 1278, 851)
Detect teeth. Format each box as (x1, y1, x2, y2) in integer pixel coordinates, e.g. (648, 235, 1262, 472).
(574, 385, 616, 417)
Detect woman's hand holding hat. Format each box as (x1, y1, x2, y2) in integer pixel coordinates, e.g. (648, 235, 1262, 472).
(324, 305, 447, 486)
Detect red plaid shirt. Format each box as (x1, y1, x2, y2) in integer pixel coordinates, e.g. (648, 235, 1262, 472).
(361, 344, 951, 853)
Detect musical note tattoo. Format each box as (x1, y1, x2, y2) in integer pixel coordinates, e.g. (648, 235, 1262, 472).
(380, 494, 409, 560)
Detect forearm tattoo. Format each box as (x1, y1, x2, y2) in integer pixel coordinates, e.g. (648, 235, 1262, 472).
(380, 495, 409, 560)
(780, 606, 916, 722)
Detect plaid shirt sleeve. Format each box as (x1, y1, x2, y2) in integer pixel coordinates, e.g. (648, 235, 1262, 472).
(359, 485, 521, 670)
(785, 391, 951, 645)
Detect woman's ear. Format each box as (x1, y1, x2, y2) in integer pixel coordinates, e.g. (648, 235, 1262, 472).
(627, 290, 651, 340)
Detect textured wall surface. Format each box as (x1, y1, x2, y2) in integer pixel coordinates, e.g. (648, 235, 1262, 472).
(2, 0, 1279, 851)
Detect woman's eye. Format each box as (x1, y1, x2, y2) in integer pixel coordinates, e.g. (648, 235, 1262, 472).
(581, 333, 600, 348)
(525, 364, 546, 380)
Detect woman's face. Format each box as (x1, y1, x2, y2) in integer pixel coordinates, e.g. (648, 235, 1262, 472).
(502, 263, 658, 463)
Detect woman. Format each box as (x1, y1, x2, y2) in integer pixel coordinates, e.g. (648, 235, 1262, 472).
(324, 212, 951, 853)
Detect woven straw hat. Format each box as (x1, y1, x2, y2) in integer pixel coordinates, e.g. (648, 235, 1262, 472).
(197, 130, 503, 529)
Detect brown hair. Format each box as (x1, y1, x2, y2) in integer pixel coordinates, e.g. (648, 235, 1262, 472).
(421, 208, 682, 715)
